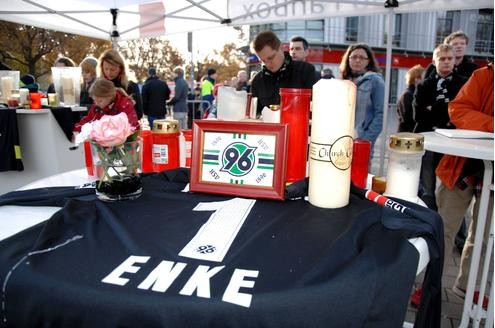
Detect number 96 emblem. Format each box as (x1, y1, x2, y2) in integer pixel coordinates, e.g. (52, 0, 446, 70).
(220, 142, 257, 177)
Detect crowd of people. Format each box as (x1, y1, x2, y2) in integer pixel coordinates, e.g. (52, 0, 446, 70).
(394, 30, 493, 311)
(1, 26, 492, 317)
(247, 29, 492, 312)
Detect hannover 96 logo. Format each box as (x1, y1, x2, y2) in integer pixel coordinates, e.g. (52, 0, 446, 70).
(220, 142, 257, 177)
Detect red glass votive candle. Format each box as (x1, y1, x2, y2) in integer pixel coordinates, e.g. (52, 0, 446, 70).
(30, 92, 42, 109)
(7, 97, 19, 108)
(140, 130, 154, 173)
(182, 129, 193, 168)
(84, 140, 94, 176)
(351, 139, 371, 188)
(279, 88, 312, 183)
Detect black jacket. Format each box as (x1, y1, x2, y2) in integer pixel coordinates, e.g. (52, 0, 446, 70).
(251, 52, 317, 114)
(0, 109, 23, 171)
(79, 79, 95, 108)
(396, 84, 416, 132)
(412, 72, 467, 133)
(112, 78, 143, 119)
(142, 76, 171, 117)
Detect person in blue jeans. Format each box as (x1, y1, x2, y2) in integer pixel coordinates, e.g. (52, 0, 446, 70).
(168, 67, 189, 130)
(201, 68, 217, 118)
(339, 43, 384, 161)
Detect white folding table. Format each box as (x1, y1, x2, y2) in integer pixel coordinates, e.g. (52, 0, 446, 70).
(422, 131, 494, 328)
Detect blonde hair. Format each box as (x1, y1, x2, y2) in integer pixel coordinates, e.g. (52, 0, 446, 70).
(405, 65, 425, 86)
(444, 30, 469, 45)
(433, 44, 454, 59)
(97, 49, 129, 89)
(80, 56, 98, 76)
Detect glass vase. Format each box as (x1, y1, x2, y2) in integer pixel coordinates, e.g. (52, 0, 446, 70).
(91, 139, 143, 201)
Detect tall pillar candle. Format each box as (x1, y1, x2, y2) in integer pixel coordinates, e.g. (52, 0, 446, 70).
(308, 79, 356, 208)
(1, 76, 13, 101)
(61, 76, 75, 105)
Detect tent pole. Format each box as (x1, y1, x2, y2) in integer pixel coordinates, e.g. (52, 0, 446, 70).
(188, 31, 195, 88)
(379, 8, 394, 176)
(111, 8, 120, 49)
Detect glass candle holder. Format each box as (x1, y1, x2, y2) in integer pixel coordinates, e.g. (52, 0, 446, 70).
(51, 67, 81, 106)
(384, 133, 425, 202)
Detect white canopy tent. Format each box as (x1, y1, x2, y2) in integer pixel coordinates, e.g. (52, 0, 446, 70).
(1, 0, 491, 41)
(0, 0, 231, 41)
(1, 0, 493, 173)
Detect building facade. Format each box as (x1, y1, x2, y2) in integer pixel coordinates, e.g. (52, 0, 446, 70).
(249, 8, 493, 102)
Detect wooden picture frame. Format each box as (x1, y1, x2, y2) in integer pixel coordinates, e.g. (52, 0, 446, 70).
(190, 120, 288, 200)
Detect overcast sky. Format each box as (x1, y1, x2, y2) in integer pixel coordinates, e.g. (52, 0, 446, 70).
(165, 25, 247, 60)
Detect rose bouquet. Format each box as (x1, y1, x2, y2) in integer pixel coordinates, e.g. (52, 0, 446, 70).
(76, 113, 142, 201)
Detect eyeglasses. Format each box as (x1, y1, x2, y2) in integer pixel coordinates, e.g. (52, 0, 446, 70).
(349, 55, 369, 61)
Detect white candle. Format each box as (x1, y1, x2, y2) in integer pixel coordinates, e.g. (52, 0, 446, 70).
(19, 88, 29, 105)
(1, 76, 13, 101)
(308, 79, 356, 208)
(261, 106, 281, 123)
(384, 133, 425, 204)
(62, 76, 75, 105)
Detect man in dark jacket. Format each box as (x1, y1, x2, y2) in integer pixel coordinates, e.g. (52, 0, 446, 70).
(142, 67, 171, 128)
(168, 67, 189, 130)
(250, 31, 318, 115)
(412, 44, 466, 210)
(422, 31, 478, 252)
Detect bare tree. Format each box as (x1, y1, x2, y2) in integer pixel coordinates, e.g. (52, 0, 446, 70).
(0, 21, 110, 81)
(119, 37, 185, 83)
(190, 43, 246, 85)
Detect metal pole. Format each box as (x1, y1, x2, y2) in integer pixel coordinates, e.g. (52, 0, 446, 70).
(188, 32, 195, 88)
(379, 9, 394, 176)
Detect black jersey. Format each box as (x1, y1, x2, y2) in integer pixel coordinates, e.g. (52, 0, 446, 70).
(0, 169, 442, 328)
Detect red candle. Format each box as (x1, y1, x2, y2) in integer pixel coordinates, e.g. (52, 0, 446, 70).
(30, 92, 42, 109)
(279, 88, 312, 183)
(84, 140, 94, 176)
(350, 139, 371, 188)
(140, 130, 154, 173)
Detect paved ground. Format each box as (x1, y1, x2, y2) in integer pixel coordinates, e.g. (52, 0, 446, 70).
(405, 245, 493, 327)
(373, 106, 493, 327)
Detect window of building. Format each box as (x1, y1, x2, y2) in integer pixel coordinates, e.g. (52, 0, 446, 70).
(474, 9, 494, 53)
(261, 20, 324, 43)
(383, 14, 402, 47)
(436, 11, 455, 44)
(346, 17, 359, 42)
(393, 14, 402, 47)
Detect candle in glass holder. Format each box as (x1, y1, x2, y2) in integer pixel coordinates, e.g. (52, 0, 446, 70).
(19, 88, 29, 106)
(1, 76, 13, 101)
(61, 76, 75, 105)
(384, 133, 425, 204)
(30, 92, 42, 109)
(308, 79, 356, 208)
(48, 93, 59, 106)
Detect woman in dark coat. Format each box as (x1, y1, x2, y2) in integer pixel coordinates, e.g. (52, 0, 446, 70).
(396, 64, 424, 132)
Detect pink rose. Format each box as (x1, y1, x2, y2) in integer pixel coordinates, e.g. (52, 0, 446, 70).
(90, 113, 135, 147)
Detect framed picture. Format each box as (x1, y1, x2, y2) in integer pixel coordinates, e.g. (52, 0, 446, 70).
(190, 120, 288, 200)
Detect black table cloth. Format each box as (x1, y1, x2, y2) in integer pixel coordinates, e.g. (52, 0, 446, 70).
(0, 109, 23, 172)
(0, 169, 443, 328)
(49, 107, 87, 141)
